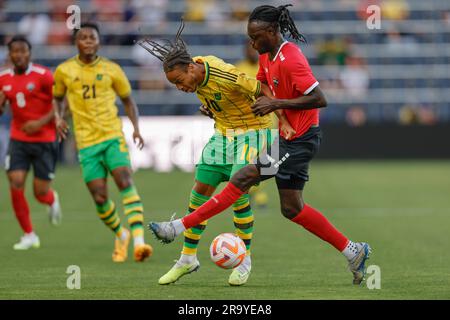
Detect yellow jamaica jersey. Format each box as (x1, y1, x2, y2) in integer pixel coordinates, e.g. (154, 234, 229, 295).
(53, 55, 131, 149)
(193, 55, 272, 134)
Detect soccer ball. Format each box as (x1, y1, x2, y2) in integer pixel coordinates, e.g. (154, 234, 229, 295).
(209, 233, 246, 269)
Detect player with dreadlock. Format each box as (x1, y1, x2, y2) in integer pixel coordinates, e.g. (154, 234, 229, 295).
(139, 20, 296, 286)
(150, 5, 373, 285)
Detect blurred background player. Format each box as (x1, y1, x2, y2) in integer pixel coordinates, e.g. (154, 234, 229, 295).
(149, 5, 372, 285)
(0, 35, 61, 250)
(53, 23, 152, 263)
(139, 20, 295, 285)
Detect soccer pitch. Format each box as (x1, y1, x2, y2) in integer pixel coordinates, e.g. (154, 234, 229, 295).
(1, 161, 449, 300)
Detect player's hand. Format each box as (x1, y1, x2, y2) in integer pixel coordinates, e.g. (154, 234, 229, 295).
(21, 120, 43, 135)
(0, 90, 6, 114)
(280, 121, 296, 140)
(199, 104, 214, 119)
(55, 117, 69, 142)
(133, 130, 144, 150)
(0, 90, 5, 106)
(251, 96, 278, 116)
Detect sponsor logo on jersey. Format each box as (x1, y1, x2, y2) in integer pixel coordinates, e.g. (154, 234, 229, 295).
(273, 77, 279, 87)
(27, 82, 35, 91)
(2, 85, 11, 91)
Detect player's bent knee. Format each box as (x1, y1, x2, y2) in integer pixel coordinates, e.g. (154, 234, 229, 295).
(9, 181, 25, 189)
(280, 203, 303, 220)
(231, 165, 259, 190)
(33, 189, 48, 198)
(93, 193, 108, 205)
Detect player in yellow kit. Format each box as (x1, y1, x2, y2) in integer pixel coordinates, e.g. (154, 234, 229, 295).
(53, 23, 153, 263)
(138, 21, 295, 285)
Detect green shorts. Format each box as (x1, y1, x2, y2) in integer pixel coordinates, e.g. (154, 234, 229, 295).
(196, 129, 275, 187)
(78, 137, 131, 183)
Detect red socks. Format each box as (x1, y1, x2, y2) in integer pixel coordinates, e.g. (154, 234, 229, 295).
(35, 189, 55, 206)
(182, 183, 244, 229)
(291, 204, 349, 252)
(180, 183, 349, 253)
(10, 188, 33, 233)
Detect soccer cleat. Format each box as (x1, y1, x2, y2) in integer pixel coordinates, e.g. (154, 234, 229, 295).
(13, 234, 40, 250)
(158, 259, 200, 285)
(48, 191, 62, 226)
(228, 255, 251, 286)
(148, 213, 178, 244)
(112, 228, 131, 262)
(348, 242, 372, 285)
(134, 243, 153, 262)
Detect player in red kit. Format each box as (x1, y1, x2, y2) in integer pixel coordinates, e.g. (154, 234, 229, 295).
(0, 36, 62, 250)
(149, 5, 372, 285)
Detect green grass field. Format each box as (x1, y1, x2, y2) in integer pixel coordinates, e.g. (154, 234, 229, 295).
(1, 161, 449, 300)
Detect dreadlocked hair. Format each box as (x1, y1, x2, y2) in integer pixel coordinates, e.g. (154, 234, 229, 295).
(249, 4, 307, 43)
(137, 20, 192, 72)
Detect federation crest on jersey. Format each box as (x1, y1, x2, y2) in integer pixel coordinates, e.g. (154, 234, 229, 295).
(2, 85, 11, 91)
(214, 92, 222, 101)
(26, 82, 35, 92)
(273, 77, 279, 87)
(96, 74, 103, 80)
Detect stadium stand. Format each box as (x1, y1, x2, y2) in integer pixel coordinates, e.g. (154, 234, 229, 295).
(0, 0, 449, 123)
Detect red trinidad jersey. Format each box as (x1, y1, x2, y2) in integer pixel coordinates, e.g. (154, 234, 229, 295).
(257, 42, 320, 139)
(0, 63, 55, 142)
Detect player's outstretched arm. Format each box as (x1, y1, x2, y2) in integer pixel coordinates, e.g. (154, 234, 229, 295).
(252, 86, 327, 116)
(121, 95, 144, 150)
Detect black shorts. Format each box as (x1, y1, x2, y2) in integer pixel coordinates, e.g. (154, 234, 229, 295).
(5, 139, 58, 181)
(256, 126, 321, 190)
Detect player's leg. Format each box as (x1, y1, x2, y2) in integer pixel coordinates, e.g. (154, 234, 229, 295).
(277, 186, 371, 284)
(32, 141, 61, 225)
(148, 129, 278, 242)
(158, 166, 227, 284)
(79, 141, 129, 262)
(180, 180, 215, 257)
(87, 177, 130, 262)
(227, 129, 270, 286)
(228, 192, 254, 286)
(177, 129, 273, 233)
(149, 151, 268, 241)
(274, 126, 371, 284)
(6, 140, 40, 250)
(106, 137, 152, 262)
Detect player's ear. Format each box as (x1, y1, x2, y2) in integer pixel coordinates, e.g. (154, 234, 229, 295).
(268, 23, 278, 36)
(187, 63, 195, 74)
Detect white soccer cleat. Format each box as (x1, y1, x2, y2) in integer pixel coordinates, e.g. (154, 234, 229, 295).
(13, 234, 40, 250)
(348, 242, 372, 285)
(148, 213, 179, 244)
(48, 191, 62, 226)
